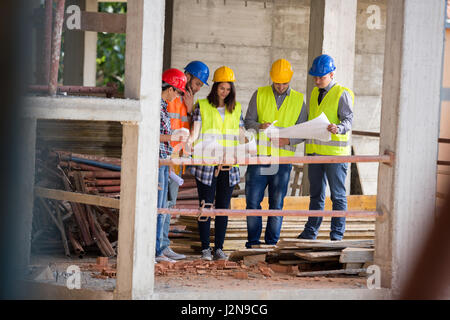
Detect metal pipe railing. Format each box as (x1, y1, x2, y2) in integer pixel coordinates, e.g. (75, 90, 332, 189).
(159, 152, 394, 167)
(157, 208, 382, 218)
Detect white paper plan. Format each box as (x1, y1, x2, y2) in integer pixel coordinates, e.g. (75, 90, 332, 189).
(264, 112, 332, 142)
(192, 132, 257, 160)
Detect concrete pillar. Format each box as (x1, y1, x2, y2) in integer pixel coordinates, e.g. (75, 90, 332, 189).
(115, 0, 165, 300)
(301, 0, 357, 196)
(64, 0, 86, 85)
(83, 0, 98, 86)
(375, 0, 445, 296)
(63, 0, 98, 86)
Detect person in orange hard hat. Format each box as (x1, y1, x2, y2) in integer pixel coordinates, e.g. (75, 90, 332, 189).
(155, 68, 187, 264)
(244, 58, 307, 248)
(163, 61, 210, 261)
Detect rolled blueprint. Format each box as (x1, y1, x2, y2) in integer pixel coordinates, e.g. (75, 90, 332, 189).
(169, 170, 184, 186)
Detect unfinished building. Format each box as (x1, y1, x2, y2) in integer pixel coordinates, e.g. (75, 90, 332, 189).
(14, 0, 450, 300)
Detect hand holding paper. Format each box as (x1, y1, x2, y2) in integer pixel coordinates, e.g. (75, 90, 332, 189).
(264, 112, 332, 142)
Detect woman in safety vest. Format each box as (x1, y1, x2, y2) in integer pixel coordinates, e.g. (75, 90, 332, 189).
(186, 66, 246, 261)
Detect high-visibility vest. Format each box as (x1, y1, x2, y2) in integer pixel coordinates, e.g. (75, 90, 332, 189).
(305, 84, 354, 156)
(192, 99, 241, 167)
(256, 86, 304, 157)
(167, 97, 190, 148)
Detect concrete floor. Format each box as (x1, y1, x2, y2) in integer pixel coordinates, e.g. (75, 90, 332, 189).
(22, 253, 391, 300)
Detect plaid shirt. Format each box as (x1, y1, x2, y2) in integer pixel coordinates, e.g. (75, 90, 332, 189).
(160, 99, 173, 159)
(189, 103, 244, 186)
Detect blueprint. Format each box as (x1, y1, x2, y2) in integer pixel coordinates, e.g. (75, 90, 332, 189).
(264, 112, 332, 142)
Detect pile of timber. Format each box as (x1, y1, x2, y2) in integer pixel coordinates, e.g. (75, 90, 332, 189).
(228, 239, 375, 277)
(32, 150, 121, 257)
(170, 195, 376, 254)
(32, 149, 193, 256)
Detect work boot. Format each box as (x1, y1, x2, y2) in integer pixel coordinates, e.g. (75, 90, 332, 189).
(213, 248, 228, 261)
(162, 247, 186, 260)
(201, 248, 212, 261)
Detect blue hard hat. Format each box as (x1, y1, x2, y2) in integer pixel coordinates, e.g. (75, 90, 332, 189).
(184, 61, 210, 86)
(309, 54, 336, 77)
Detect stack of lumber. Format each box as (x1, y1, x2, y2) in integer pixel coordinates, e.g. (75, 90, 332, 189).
(170, 195, 376, 254)
(32, 150, 121, 257)
(228, 239, 375, 276)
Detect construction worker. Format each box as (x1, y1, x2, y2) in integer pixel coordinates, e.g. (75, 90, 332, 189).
(156, 68, 187, 263)
(162, 61, 210, 261)
(297, 54, 354, 241)
(244, 59, 307, 248)
(185, 66, 246, 261)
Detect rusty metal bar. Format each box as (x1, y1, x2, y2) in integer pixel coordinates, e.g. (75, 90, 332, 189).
(438, 160, 450, 166)
(159, 152, 394, 167)
(439, 138, 450, 144)
(43, 0, 53, 84)
(29, 84, 117, 97)
(49, 0, 65, 96)
(352, 130, 380, 138)
(158, 208, 382, 218)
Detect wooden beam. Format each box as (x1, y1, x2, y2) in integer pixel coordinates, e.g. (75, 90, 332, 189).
(339, 248, 374, 263)
(230, 195, 377, 211)
(35, 187, 120, 209)
(63, 11, 127, 34)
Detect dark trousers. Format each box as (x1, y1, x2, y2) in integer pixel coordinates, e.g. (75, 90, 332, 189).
(196, 169, 235, 250)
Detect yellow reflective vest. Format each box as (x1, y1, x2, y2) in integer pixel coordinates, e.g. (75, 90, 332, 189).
(305, 84, 354, 156)
(193, 99, 241, 167)
(256, 86, 304, 157)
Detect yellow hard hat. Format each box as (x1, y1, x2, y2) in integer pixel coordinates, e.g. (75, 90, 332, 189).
(213, 66, 236, 82)
(270, 59, 293, 83)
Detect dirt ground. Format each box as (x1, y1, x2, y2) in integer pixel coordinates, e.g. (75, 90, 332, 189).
(28, 253, 368, 294)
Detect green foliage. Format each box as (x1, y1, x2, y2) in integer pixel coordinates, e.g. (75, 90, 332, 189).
(96, 3, 127, 93)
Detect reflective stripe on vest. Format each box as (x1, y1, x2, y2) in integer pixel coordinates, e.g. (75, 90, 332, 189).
(305, 84, 354, 156)
(167, 97, 190, 148)
(255, 86, 304, 157)
(193, 99, 241, 167)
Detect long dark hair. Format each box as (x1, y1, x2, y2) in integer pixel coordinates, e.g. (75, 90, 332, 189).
(207, 82, 236, 114)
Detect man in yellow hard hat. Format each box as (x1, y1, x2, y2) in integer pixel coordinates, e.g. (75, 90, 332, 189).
(244, 59, 307, 248)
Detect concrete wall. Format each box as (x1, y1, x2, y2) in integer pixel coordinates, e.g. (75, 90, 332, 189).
(437, 27, 450, 209)
(171, 0, 386, 194)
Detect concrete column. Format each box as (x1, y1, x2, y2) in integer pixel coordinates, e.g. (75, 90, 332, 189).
(83, 0, 98, 86)
(63, 0, 98, 86)
(302, 0, 357, 196)
(115, 0, 165, 300)
(375, 0, 445, 296)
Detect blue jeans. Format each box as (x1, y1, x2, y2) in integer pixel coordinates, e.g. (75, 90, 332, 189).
(156, 165, 169, 256)
(299, 162, 348, 241)
(245, 164, 292, 248)
(161, 171, 181, 250)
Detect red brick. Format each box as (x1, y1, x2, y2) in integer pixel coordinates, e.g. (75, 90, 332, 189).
(96, 257, 108, 267)
(268, 264, 298, 274)
(233, 271, 249, 280)
(258, 266, 274, 278)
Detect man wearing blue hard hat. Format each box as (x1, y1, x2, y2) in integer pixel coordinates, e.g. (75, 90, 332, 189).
(297, 54, 354, 241)
(163, 61, 210, 261)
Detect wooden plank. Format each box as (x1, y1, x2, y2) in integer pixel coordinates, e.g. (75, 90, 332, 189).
(35, 187, 120, 209)
(297, 269, 366, 277)
(63, 11, 127, 33)
(278, 239, 374, 249)
(231, 195, 377, 211)
(243, 254, 267, 266)
(228, 249, 273, 262)
(294, 251, 342, 262)
(339, 248, 374, 263)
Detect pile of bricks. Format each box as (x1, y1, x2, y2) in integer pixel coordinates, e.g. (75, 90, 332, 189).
(80, 257, 117, 280)
(154, 259, 298, 280)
